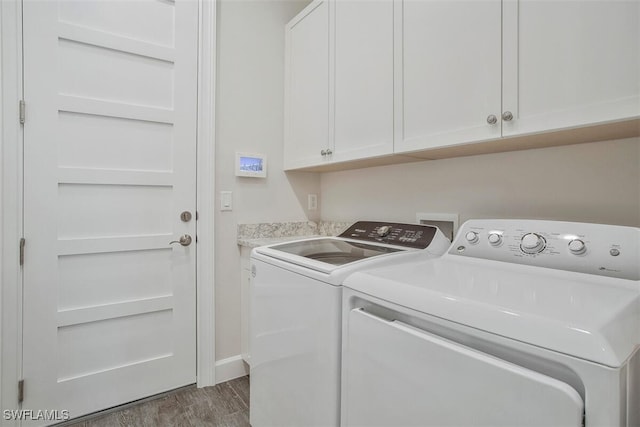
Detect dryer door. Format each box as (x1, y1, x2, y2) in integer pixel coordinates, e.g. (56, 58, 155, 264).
(342, 308, 584, 427)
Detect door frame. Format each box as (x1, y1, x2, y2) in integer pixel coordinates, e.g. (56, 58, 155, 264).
(0, 0, 217, 418)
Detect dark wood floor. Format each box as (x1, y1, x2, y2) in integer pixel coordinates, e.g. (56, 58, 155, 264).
(67, 376, 250, 427)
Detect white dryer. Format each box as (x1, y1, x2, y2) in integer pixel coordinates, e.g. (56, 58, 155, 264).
(342, 219, 640, 427)
(249, 221, 450, 427)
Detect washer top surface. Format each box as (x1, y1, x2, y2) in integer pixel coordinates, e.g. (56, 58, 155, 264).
(252, 221, 451, 284)
(344, 219, 640, 367)
(268, 238, 403, 266)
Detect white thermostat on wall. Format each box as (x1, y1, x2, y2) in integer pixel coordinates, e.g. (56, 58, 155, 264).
(235, 152, 267, 178)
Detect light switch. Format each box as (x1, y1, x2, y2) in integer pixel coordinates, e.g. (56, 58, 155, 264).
(221, 191, 233, 211)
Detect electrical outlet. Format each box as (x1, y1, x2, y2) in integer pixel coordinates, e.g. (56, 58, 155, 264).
(308, 194, 318, 211)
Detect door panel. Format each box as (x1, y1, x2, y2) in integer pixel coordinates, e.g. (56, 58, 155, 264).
(394, 0, 502, 153)
(22, 0, 198, 422)
(284, 1, 330, 169)
(343, 309, 584, 427)
(57, 112, 173, 171)
(333, 0, 394, 162)
(502, 0, 640, 137)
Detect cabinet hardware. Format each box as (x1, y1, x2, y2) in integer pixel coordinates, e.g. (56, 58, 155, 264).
(19, 100, 25, 124)
(19, 238, 25, 266)
(486, 114, 497, 125)
(502, 111, 513, 121)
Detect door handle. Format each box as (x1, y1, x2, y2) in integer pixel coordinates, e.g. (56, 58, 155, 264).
(169, 234, 192, 247)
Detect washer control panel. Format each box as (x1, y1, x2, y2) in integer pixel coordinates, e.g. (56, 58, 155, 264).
(449, 219, 640, 280)
(339, 221, 440, 249)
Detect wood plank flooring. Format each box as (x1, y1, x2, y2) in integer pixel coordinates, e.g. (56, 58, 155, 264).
(66, 376, 250, 427)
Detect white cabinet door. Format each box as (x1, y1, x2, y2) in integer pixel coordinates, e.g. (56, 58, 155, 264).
(240, 247, 252, 365)
(502, 0, 640, 137)
(284, 1, 330, 170)
(333, 0, 394, 162)
(343, 309, 584, 427)
(22, 0, 197, 423)
(394, 0, 502, 154)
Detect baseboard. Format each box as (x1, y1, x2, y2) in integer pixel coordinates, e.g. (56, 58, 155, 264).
(215, 355, 249, 384)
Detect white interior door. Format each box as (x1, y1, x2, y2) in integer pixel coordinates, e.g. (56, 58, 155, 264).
(22, 0, 198, 423)
(342, 309, 584, 427)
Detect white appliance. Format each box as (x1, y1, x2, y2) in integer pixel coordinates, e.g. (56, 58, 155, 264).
(342, 219, 640, 427)
(249, 221, 450, 427)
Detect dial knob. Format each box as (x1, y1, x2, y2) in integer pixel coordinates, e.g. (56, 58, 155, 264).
(568, 239, 586, 255)
(465, 231, 479, 244)
(488, 233, 502, 246)
(377, 225, 392, 237)
(520, 233, 545, 254)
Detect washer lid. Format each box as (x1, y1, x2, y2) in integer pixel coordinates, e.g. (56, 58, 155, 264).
(344, 256, 640, 367)
(255, 237, 407, 274)
(253, 221, 450, 274)
(267, 238, 403, 266)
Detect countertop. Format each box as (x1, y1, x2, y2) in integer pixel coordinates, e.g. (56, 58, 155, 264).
(237, 221, 351, 248)
(237, 235, 322, 249)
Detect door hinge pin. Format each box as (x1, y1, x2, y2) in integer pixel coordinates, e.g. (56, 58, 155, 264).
(18, 379, 24, 403)
(19, 238, 25, 266)
(19, 100, 25, 125)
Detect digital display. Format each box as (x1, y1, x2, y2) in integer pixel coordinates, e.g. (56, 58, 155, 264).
(239, 156, 263, 172)
(236, 152, 267, 177)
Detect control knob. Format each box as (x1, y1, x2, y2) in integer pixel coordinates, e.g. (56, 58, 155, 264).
(377, 225, 392, 237)
(520, 233, 546, 254)
(465, 231, 479, 244)
(488, 233, 503, 247)
(568, 239, 586, 255)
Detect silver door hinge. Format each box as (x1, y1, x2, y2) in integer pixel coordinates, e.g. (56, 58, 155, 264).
(19, 100, 25, 124)
(18, 379, 24, 403)
(19, 238, 25, 266)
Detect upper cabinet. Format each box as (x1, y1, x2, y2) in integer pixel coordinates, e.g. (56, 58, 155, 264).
(334, 0, 394, 163)
(502, 0, 640, 137)
(284, 0, 394, 170)
(395, 0, 640, 154)
(285, 0, 640, 171)
(284, 1, 330, 169)
(394, 0, 503, 153)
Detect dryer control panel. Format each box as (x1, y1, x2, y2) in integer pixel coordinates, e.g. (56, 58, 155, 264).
(449, 219, 640, 280)
(339, 221, 440, 249)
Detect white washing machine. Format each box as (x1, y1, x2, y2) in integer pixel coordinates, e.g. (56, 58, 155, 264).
(249, 221, 450, 427)
(341, 219, 640, 427)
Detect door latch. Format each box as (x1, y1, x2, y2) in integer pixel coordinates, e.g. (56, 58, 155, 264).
(169, 235, 192, 247)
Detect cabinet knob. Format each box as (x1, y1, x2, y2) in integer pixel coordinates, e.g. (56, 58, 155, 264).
(502, 111, 513, 121)
(320, 149, 327, 156)
(486, 114, 497, 125)
(325, 149, 332, 155)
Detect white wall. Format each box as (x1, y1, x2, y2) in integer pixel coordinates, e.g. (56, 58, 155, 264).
(215, 0, 318, 361)
(320, 137, 640, 228)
